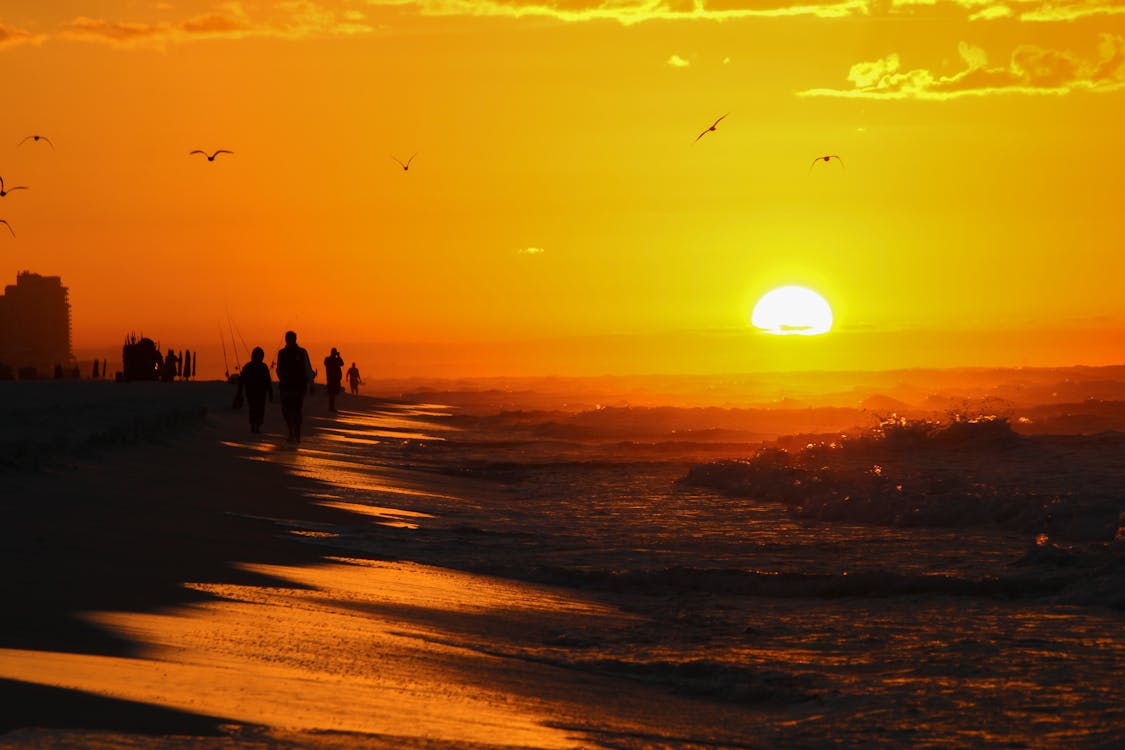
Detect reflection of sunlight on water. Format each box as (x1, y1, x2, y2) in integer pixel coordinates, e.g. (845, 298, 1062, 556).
(332, 409, 459, 432)
(316, 500, 435, 529)
(287, 453, 461, 500)
(319, 433, 382, 445)
(319, 426, 442, 442)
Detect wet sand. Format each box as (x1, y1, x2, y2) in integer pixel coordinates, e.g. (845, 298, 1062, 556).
(0, 382, 776, 749)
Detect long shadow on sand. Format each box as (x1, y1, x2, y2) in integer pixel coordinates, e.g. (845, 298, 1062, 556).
(0, 679, 233, 736)
(0, 399, 376, 734)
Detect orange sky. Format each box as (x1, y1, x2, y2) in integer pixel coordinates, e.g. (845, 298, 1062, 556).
(1, 1, 1123, 377)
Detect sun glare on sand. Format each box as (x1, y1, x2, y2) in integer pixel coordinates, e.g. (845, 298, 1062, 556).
(751, 286, 833, 336)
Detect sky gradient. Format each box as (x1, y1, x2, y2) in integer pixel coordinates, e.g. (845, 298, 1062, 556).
(2, 1, 1122, 376)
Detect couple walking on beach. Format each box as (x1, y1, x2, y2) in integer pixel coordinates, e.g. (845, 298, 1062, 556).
(235, 331, 355, 441)
(235, 331, 313, 441)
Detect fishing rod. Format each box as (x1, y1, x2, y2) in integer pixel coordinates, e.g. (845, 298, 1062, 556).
(226, 313, 243, 369)
(220, 327, 230, 379)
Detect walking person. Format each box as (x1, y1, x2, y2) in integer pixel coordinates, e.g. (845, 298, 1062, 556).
(276, 330, 314, 443)
(346, 361, 362, 396)
(324, 347, 344, 412)
(234, 347, 273, 433)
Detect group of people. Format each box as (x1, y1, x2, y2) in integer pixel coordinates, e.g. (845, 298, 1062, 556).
(233, 331, 363, 441)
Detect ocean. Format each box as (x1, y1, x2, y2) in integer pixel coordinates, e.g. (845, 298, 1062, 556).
(246, 382, 1125, 749)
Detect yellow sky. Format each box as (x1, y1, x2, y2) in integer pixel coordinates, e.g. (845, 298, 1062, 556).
(1, 1, 1123, 376)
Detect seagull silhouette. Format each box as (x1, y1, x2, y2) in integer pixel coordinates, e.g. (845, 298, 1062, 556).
(809, 154, 844, 171)
(695, 114, 728, 142)
(391, 153, 417, 171)
(190, 149, 233, 162)
(19, 135, 54, 149)
(0, 177, 28, 197)
(0, 220, 13, 237)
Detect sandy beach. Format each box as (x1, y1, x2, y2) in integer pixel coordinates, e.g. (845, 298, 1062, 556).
(2, 374, 1124, 748)
(0, 381, 783, 749)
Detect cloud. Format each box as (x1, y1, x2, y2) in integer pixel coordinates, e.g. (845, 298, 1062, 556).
(889, 0, 1125, 21)
(365, 0, 874, 24)
(798, 35, 1125, 100)
(1018, 0, 1125, 21)
(0, 23, 42, 48)
(518, 247, 546, 255)
(667, 54, 690, 68)
(56, 2, 376, 48)
(362, 0, 1125, 23)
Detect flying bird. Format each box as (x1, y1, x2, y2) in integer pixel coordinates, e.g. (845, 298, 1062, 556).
(695, 114, 728, 142)
(809, 154, 844, 171)
(190, 149, 233, 162)
(19, 135, 54, 149)
(0, 220, 12, 237)
(0, 177, 28, 197)
(391, 153, 417, 171)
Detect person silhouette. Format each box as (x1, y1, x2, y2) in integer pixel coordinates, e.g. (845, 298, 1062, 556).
(234, 347, 273, 433)
(182, 349, 192, 380)
(324, 347, 344, 412)
(276, 330, 314, 442)
(346, 361, 362, 396)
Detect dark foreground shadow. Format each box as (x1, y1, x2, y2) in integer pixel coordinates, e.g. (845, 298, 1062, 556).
(0, 408, 372, 734)
(0, 679, 232, 736)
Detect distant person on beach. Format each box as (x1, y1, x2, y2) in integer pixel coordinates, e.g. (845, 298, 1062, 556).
(346, 362, 362, 396)
(91, 359, 99, 379)
(234, 347, 273, 433)
(182, 350, 192, 380)
(276, 330, 314, 442)
(324, 347, 344, 412)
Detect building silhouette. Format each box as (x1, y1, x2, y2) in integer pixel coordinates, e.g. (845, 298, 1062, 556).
(0, 271, 74, 379)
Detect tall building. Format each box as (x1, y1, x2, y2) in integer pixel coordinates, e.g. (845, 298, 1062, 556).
(0, 271, 74, 377)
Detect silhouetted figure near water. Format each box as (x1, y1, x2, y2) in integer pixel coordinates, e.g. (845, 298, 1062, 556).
(324, 347, 344, 412)
(346, 362, 362, 396)
(235, 347, 273, 433)
(54, 363, 63, 379)
(182, 350, 192, 380)
(91, 359, 99, 379)
(162, 349, 179, 383)
(276, 331, 314, 443)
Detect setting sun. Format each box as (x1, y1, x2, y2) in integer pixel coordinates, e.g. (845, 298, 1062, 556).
(751, 286, 833, 336)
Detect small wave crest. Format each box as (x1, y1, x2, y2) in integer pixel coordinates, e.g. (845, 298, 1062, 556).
(521, 564, 1058, 600)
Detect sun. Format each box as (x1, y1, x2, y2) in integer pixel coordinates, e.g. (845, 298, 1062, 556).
(751, 286, 833, 336)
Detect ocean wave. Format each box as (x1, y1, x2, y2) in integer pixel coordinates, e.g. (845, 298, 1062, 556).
(680, 421, 1125, 541)
(558, 656, 815, 703)
(519, 564, 1060, 600)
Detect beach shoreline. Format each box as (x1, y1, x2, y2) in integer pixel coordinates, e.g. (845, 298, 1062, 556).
(2, 378, 1123, 748)
(0, 381, 780, 749)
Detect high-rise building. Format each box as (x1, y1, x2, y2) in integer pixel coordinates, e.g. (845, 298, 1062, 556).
(0, 271, 74, 378)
